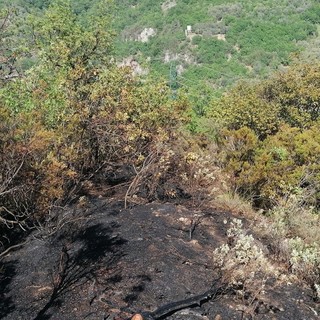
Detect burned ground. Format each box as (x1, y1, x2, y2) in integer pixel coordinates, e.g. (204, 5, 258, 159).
(0, 197, 318, 320)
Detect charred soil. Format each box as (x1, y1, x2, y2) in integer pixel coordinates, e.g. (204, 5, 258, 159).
(0, 196, 318, 320)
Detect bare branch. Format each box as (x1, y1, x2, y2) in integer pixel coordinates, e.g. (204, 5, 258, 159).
(0, 8, 11, 32)
(124, 152, 156, 209)
(0, 158, 24, 194)
(0, 240, 28, 258)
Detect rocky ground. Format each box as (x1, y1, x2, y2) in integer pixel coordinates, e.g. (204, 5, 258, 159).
(0, 196, 319, 320)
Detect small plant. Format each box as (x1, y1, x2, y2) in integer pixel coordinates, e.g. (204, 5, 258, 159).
(179, 149, 226, 205)
(288, 237, 320, 286)
(213, 218, 280, 316)
(214, 219, 271, 284)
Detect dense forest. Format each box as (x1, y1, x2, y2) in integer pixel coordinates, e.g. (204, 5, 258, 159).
(0, 0, 319, 307)
(2, 0, 320, 87)
(113, 0, 320, 85)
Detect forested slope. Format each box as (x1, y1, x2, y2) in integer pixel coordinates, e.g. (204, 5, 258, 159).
(113, 0, 320, 87)
(2, 0, 320, 90)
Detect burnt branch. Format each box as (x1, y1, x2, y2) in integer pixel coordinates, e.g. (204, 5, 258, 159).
(127, 278, 227, 320)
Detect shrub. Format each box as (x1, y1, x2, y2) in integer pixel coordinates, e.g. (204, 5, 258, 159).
(210, 63, 320, 207)
(213, 218, 278, 312)
(288, 237, 319, 285)
(262, 63, 320, 128)
(218, 124, 320, 207)
(216, 127, 259, 188)
(0, 0, 191, 231)
(208, 83, 280, 139)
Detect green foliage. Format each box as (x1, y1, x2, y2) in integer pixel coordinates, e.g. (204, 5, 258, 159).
(302, 3, 320, 24)
(191, 35, 202, 45)
(111, 0, 318, 89)
(0, 0, 189, 227)
(29, 0, 113, 70)
(209, 62, 320, 140)
(217, 127, 259, 181)
(196, 38, 232, 64)
(209, 83, 280, 139)
(3, 0, 320, 92)
(219, 123, 320, 207)
(212, 63, 320, 207)
(263, 63, 320, 128)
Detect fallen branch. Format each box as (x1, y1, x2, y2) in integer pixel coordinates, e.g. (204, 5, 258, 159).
(127, 279, 227, 320)
(0, 240, 28, 258)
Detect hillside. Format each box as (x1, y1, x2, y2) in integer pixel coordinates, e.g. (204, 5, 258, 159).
(2, 0, 320, 91)
(0, 1, 319, 319)
(113, 0, 320, 89)
(1, 199, 318, 319)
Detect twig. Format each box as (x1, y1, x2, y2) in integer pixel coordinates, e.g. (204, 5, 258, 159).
(0, 8, 11, 32)
(130, 279, 226, 320)
(124, 153, 155, 209)
(0, 240, 28, 258)
(45, 216, 90, 237)
(189, 216, 203, 240)
(0, 158, 25, 192)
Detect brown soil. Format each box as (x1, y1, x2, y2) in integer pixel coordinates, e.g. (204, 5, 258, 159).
(0, 196, 318, 320)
